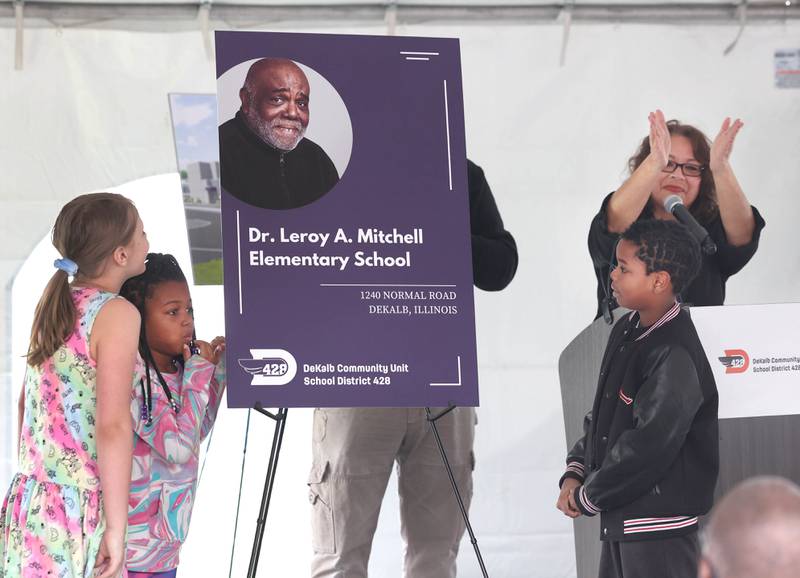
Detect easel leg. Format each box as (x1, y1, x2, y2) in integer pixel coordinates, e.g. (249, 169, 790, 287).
(229, 409, 252, 578)
(247, 405, 289, 578)
(426, 406, 489, 578)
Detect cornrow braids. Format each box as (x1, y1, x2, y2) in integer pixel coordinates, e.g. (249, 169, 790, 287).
(120, 253, 191, 424)
(622, 219, 702, 296)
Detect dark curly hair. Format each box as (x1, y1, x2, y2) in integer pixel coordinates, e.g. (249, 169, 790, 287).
(629, 119, 718, 225)
(120, 253, 186, 313)
(621, 219, 702, 295)
(120, 253, 191, 423)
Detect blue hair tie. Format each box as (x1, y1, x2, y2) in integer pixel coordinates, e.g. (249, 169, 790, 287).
(54, 258, 79, 276)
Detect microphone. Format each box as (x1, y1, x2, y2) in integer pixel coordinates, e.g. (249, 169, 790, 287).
(663, 195, 717, 255)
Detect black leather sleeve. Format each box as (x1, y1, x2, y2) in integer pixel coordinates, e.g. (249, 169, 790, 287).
(559, 410, 592, 488)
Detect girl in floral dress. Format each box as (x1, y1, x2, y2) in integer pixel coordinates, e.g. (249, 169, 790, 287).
(1, 192, 149, 578)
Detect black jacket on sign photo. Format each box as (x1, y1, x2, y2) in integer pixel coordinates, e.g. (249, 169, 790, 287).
(219, 111, 340, 210)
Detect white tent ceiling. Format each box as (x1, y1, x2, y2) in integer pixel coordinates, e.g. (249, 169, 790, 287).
(1, 0, 798, 31)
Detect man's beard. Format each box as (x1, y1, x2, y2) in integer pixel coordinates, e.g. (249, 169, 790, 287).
(244, 109, 306, 152)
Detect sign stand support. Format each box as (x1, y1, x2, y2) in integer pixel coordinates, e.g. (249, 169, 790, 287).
(247, 404, 289, 578)
(426, 405, 489, 578)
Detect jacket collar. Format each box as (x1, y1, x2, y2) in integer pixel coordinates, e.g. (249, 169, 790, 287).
(630, 301, 681, 342)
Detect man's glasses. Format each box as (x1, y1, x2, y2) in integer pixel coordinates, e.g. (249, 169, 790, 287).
(663, 160, 705, 178)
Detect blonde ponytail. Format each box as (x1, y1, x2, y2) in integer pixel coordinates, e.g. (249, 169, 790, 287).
(27, 270, 75, 367)
(26, 192, 138, 367)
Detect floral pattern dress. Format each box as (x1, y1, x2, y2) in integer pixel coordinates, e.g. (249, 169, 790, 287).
(1, 287, 119, 578)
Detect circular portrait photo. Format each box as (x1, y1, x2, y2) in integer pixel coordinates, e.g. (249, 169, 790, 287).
(217, 57, 353, 210)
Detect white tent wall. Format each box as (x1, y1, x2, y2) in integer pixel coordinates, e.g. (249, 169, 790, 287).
(2, 16, 799, 577)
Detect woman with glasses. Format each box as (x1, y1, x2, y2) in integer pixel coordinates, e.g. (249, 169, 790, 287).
(588, 109, 765, 320)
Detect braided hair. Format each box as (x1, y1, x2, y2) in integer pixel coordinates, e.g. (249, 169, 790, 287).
(621, 219, 702, 296)
(120, 253, 192, 424)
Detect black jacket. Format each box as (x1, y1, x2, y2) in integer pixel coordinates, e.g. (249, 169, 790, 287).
(561, 304, 719, 541)
(467, 160, 518, 291)
(219, 111, 340, 210)
(588, 192, 765, 320)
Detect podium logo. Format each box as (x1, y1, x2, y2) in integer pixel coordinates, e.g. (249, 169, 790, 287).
(238, 349, 298, 385)
(718, 349, 750, 374)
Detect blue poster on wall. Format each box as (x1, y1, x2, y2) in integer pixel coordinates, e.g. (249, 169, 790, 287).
(216, 31, 478, 408)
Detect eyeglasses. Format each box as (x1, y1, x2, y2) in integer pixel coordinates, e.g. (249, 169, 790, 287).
(663, 160, 705, 178)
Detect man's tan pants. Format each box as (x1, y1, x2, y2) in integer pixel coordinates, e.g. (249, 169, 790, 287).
(308, 407, 475, 578)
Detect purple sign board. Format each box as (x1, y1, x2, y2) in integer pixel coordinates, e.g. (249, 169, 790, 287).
(216, 31, 478, 408)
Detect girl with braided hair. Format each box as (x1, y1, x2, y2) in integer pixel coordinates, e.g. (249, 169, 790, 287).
(119, 253, 225, 578)
(1, 192, 148, 578)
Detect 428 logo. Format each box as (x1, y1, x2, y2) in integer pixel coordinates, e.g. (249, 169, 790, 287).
(238, 349, 298, 385)
(717, 349, 750, 374)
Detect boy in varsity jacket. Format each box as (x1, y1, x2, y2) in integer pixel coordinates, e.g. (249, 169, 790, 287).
(557, 219, 719, 578)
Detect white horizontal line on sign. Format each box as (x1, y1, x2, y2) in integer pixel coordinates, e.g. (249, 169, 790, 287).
(320, 283, 457, 287)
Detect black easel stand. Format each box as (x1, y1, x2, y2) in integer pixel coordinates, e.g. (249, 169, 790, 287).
(247, 404, 288, 578)
(425, 405, 489, 578)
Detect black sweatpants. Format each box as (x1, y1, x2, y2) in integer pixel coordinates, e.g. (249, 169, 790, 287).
(598, 531, 700, 578)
